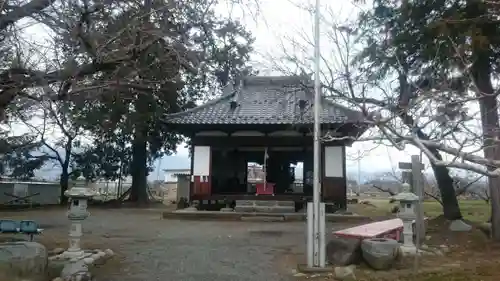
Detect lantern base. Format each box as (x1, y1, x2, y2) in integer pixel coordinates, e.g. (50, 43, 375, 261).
(49, 249, 114, 281)
(60, 249, 86, 260)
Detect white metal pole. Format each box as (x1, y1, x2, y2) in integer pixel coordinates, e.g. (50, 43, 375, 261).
(319, 202, 326, 267)
(307, 202, 314, 267)
(357, 149, 361, 195)
(263, 147, 267, 188)
(312, 0, 322, 268)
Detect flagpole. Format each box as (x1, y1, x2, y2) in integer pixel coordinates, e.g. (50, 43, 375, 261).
(310, 0, 324, 268)
(263, 147, 268, 192)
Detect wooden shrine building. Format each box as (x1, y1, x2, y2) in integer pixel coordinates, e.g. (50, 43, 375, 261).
(163, 76, 367, 212)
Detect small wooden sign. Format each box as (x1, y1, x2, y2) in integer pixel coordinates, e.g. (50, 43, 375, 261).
(398, 162, 424, 170)
(401, 171, 412, 184)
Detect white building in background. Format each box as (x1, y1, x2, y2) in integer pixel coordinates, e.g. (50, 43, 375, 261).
(163, 168, 191, 203)
(164, 168, 191, 183)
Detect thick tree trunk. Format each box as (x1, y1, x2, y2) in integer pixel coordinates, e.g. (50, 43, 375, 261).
(415, 129, 462, 220)
(129, 130, 149, 204)
(472, 62, 500, 240)
(128, 0, 153, 205)
(431, 163, 462, 220)
(466, 0, 500, 240)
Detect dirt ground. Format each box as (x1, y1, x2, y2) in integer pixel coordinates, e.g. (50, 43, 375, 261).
(4, 205, 498, 281)
(0, 207, 354, 281)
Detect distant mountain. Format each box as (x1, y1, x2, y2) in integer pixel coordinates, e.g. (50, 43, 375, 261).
(34, 153, 391, 182)
(30, 147, 474, 185)
(33, 153, 192, 181)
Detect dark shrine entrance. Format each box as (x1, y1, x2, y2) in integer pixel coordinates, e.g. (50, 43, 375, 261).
(162, 76, 367, 212)
(211, 147, 305, 196)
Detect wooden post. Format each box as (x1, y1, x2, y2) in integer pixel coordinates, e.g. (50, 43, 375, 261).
(411, 155, 425, 241)
(399, 157, 425, 243)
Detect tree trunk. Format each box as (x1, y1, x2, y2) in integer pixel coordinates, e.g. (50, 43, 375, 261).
(59, 143, 73, 205)
(129, 129, 149, 204)
(416, 129, 462, 220)
(59, 169, 69, 205)
(128, 0, 153, 205)
(466, 0, 500, 240)
(471, 58, 500, 240)
(397, 73, 462, 220)
(431, 163, 462, 220)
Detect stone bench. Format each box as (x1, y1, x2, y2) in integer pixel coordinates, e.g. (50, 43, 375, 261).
(334, 218, 404, 241)
(333, 217, 428, 241)
(0, 220, 43, 241)
(328, 218, 428, 266)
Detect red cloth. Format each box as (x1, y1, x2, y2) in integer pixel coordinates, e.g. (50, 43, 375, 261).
(193, 176, 211, 195)
(256, 183, 275, 195)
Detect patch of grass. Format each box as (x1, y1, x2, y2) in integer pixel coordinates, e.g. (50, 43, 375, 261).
(350, 199, 490, 223)
(348, 199, 395, 217)
(423, 200, 490, 222)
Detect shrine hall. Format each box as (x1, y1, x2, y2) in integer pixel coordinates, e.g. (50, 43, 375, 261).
(162, 75, 367, 212)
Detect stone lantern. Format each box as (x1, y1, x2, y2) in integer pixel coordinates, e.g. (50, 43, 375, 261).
(391, 182, 419, 254)
(60, 178, 96, 259)
(48, 176, 115, 281)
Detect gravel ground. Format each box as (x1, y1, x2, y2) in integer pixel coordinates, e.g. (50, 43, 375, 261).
(2, 208, 352, 281)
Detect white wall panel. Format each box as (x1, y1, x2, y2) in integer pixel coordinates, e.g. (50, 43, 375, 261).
(324, 146, 343, 178)
(193, 146, 211, 176)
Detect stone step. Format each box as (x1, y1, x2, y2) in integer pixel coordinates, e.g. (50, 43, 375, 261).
(254, 200, 281, 207)
(275, 201, 295, 207)
(240, 216, 285, 222)
(254, 206, 295, 213)
(235, 200, 254, 206)
(234, 206, 255, 212)
(235, 200, 295, 207)
(234, 205, 295, 213)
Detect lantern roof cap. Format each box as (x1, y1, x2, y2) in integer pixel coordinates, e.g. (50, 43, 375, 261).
(392, 192, 419, 202)
(64, 187, 97, 198)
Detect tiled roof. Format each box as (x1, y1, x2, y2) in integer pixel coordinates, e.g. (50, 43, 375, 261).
(164, 76, 365, 125)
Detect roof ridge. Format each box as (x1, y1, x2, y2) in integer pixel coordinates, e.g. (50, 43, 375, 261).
(243, 75, 311, 87)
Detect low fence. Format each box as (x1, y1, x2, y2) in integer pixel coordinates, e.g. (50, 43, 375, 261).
(0, 181, 60, 205)
(0, 180, 168, 205)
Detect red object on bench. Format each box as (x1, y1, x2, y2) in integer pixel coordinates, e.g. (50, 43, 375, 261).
(256, 183, 275, 195)
(334, 218, 404, 241)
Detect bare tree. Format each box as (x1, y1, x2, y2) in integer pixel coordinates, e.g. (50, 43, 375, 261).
(423, 174, 484, 206)
(16, 89, 85, 202)
(269, 9, 470, 221)
(0, 0, 202, 120)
